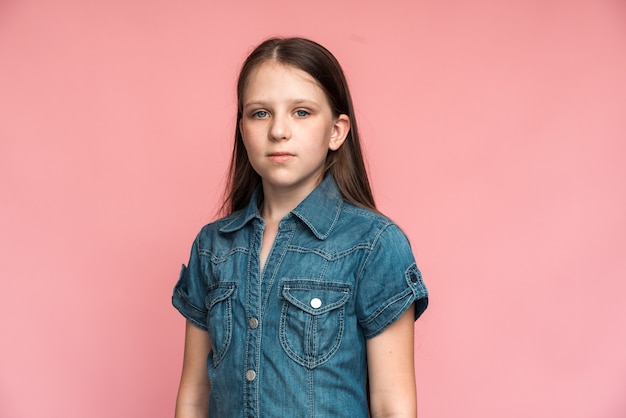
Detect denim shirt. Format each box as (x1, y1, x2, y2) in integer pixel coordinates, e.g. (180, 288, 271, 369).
(173, 175, 428, 417)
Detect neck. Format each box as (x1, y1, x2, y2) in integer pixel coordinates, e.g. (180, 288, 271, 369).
(260, 182, 318, 223)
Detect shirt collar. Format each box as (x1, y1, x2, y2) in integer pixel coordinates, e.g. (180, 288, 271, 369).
(220, 176, 343, 240)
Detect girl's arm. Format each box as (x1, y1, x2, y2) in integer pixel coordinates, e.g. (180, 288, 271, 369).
(175, 320, 211, 418)
(366, 303, 418, 418)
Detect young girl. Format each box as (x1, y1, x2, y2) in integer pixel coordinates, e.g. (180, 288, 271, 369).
(173, 37, 428, 418)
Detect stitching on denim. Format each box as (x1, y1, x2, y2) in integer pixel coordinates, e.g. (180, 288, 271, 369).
(173, 288, 208, 316)
(308, 367, 314, 418)
(243, 223, 261, 417)
(356, 222, 392, 282)
(205, 284, 237, 367)
(306, 311, 314, 367)
(292, 198, 342, 240)
(172, 297, 207, 331)
(360, 287, 411, 327)
(286, 242, 372, 261)
(218, 209, 256, 233)
(319, 258, 329, 279)
(279, 294, 346, 369)
(281, 278, 352, 289)
(360, 289, 413, 339)
(282, 288, 350, 315)
(343, 204, 394, 224)
(199, 247, 249, 263)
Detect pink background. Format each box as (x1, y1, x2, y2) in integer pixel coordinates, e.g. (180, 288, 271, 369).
(1, 0, 625, 417)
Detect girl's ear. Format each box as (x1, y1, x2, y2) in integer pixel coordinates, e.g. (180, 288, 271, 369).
(328, 114, 350, 151)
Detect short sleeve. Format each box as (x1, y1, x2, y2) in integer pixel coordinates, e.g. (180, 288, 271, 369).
(355, 224, 428, 339)
(172, 235, 209, 331)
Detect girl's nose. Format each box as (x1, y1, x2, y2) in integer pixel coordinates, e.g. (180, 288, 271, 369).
(269, 115, 290, 141)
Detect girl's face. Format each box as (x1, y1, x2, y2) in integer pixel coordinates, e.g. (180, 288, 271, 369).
(239, 61, 349, 198)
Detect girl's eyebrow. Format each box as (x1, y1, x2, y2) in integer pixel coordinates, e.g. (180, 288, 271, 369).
(242, 101, 267, 109)
(243, 99, 320, 109)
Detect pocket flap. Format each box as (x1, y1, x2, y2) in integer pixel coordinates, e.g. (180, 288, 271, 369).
(205, 283, 237, 310)
(281, 280, 350, 315)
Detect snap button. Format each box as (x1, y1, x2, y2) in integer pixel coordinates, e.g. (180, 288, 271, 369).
(248, 317, 259, 329)
(245, 370, 256, 381)
(310, 297, 322, 309)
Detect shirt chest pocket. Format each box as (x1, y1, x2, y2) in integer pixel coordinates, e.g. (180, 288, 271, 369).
(279, 279, 351, 369)
(205, 282, 237, 367)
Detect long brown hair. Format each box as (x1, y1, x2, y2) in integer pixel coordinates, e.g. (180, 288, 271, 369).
(221, 37, 376, 215)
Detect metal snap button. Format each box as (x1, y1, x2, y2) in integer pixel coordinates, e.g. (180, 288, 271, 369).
(310, 297, 322, 309)
(248, 317, 259, 329)
(245, 370, 256, 381)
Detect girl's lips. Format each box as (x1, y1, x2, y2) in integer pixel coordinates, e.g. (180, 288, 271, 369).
(268, 153, 294, 163)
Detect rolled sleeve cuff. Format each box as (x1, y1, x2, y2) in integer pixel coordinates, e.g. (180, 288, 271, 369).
(172, 285, 208, 331)
(359, 264, 428, 339)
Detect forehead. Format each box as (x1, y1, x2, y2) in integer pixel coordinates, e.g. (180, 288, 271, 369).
(242, 61, 327, 103)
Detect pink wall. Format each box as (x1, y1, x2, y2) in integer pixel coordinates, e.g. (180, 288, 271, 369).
(1, 1, 625, 417)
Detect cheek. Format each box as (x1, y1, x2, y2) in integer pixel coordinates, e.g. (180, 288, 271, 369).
(240, 135, 263, 161)
(239, 129, 255, 151)
(241, 138, 256, 156)
(240, 121, 262, 141)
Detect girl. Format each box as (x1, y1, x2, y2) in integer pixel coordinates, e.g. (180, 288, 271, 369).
(173, 37, 428, 418)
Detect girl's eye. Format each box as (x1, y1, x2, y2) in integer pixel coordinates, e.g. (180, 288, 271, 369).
(295, 109, 310, 117)
(252, 110, 268, 119)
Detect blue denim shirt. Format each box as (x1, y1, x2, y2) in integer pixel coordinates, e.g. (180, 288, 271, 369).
(173, 175, 428, 417)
